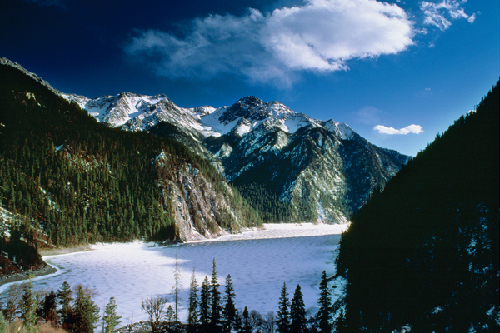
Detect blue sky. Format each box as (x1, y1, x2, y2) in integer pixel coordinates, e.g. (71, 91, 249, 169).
(1, 0, 498, 156)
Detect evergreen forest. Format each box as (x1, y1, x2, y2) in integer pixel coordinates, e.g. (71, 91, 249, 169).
(336, 81, 499, 331)
(0, 63, 261, 265)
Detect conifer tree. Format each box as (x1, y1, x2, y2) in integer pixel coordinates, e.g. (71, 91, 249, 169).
(57, 280, 73, 326)
(241, 306, 251, 333)
(211, 258, 222, 331)
(171, 254, 182, 322)
(223, 274, 237, 332)
(200, 277, 211, 330)
(317, 271, 332, 333)
(187, 267, 198, 326)
(290, 284, 306, 333)
(41, 291, 59, 325)
(19, 279, 37, 332)
(103, 297, 121, 333)
(276, 282, 290, 333)
(74, 286, 100, 333)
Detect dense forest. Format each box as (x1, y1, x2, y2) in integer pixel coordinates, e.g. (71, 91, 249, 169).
(0, 62, 261, 259)
(336, 81, 499, 331)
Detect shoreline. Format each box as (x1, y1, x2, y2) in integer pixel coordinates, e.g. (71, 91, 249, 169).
(39, 244, 93, 257)
(0, 263, 58, 287)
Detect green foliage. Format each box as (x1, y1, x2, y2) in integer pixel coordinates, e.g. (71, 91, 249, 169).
(223, 274, 237, 332)
(290, 285, 306, 333)
(57, 281, 73, 326)
(19, 279, 37, 332)
(276, 282, 290, 333)
(200, 277, 211, 329)
(210, 258, 222, 331)
(0, 311, 6, 333)
(0, 61, 262, 253)
(103, 297, 121, 333)
(73, 286, 100, 333)
(316, 271, 332, 333)
(337, 81, 499, 331)
(187, 268, 198, 326)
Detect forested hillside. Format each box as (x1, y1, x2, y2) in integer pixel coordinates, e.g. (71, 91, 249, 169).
(336, 82, 499, 332)
(0, 62, 261, 257)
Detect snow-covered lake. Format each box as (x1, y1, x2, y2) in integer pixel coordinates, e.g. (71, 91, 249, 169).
(1, 223, 347, 326)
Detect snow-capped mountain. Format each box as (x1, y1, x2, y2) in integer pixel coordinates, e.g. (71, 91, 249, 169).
(63, 93, 409, 223)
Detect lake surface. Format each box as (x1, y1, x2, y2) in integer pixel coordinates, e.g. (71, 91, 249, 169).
(1, 223, 347, 326)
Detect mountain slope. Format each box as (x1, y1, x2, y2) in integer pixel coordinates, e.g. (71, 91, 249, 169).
(63, 93, 409, 223)
(336, 82, 499, 332)
(0, 58, 261, 250)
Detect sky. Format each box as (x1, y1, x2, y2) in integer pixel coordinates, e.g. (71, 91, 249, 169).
(1, 0, 498, 156)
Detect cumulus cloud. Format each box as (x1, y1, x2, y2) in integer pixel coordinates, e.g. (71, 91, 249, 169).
(420, 0, 475, 31)
(124, 0, 414, 85)
(373, 124, 423, 135)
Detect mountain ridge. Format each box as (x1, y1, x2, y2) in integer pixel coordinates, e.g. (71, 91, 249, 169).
(62, 89, 409, 223)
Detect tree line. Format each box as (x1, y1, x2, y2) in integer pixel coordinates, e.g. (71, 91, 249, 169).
(139, 259, 342, 333)
(1, 260, 345, 333)
(0, 278, 120, 333)
(0, 63, 261, 257)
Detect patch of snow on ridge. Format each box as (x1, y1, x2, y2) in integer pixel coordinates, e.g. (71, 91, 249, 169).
(324, 120, 354, 140)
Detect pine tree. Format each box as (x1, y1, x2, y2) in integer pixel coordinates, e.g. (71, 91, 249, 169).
(57, 280, 73, 326)
(19, 279, 37, 332)
(223, 274, 237, 332)
(200, 277, 211, 330)
(187, 267, 198, 326)
(103, 297, 121, 333)
(211, 258, 222, 331)
(73, 286, 100, 333)
(241, 306, 251, 333)
(290, 284, 306, 333)
(171, 254, 182, 322)
(317, 271, 332, 333)
(41, 291, 59, 325)
(276, 282, 290, 333)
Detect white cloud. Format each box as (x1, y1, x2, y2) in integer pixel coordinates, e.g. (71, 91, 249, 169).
(373, 124, 423, 135)
(124, 0, 414, 85)
(420, 0, 475, 31)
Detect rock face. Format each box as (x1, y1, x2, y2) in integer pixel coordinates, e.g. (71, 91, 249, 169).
(63, 93, 410, 223)
(0, 59, 260, 244)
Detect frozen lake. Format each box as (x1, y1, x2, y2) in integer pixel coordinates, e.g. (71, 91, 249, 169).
(1, 223, 347, 326)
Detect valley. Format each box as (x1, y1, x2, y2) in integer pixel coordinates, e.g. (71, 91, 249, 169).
(0, 223, 347, 328)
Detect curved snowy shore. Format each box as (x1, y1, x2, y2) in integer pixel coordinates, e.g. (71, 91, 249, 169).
(1, 222, 348, 324)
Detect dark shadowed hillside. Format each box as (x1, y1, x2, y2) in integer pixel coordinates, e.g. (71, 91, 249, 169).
(0, 59, 261, 261)
(336, 82, 499, 332)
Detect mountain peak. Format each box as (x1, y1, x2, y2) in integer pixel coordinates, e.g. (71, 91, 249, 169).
(236, 96, 263, 107)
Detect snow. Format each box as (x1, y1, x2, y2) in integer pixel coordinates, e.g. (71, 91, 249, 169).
(0, 223, 348, 326)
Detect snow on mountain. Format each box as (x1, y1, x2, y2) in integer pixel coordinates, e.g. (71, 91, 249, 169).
(62, 93, 352, 142)
(62, 92, 408, 223)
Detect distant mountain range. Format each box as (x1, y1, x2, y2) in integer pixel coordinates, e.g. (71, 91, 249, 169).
(0, 57, 408, 248)
(62, 89, 409, 223)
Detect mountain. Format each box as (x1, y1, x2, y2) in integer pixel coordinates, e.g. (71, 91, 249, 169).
(0, 58, 261, 252)
(63, 92, 409, 223)
(336, 82, 499, 331)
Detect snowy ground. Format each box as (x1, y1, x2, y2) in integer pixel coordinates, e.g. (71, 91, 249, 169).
(0, 223, 347, 326)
